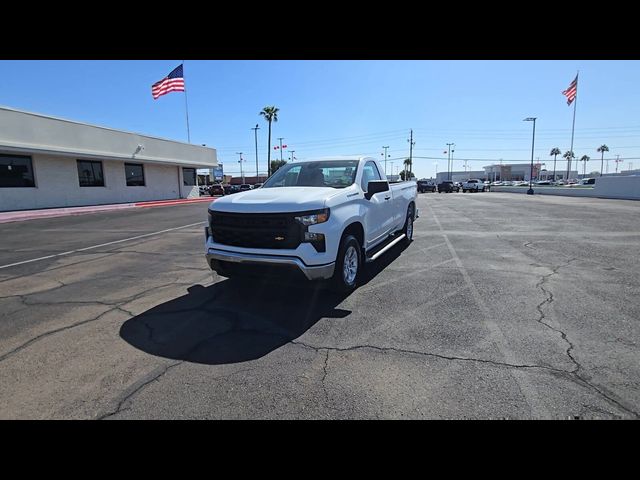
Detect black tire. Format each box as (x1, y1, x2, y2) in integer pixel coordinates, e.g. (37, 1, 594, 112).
(330, 234, 362, 293)
(403, 205, 414, 245)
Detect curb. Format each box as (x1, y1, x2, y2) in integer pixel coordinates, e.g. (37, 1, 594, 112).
(0, 197, 216, 224)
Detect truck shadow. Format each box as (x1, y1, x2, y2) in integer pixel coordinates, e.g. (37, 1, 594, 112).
(119, 242, 408, 365)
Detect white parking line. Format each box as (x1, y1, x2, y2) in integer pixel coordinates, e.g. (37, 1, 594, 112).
(427, 203, 551, 418)
(0, 221, 205, 271)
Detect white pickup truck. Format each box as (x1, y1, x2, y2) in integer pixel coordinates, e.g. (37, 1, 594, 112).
(205, 156, 417, 292)
(462, 179, 486, 192)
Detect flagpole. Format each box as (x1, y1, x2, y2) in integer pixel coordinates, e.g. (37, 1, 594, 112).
(567, 71, 578, 180)
(182, 61, 191, 143)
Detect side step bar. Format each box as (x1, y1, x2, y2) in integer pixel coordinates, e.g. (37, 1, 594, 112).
(365, 233, 406, 263)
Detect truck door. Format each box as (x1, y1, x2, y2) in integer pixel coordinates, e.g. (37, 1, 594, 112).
(361, 161, 395, 246)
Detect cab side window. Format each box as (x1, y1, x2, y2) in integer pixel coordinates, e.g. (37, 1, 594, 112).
(361, 161, 382, 192)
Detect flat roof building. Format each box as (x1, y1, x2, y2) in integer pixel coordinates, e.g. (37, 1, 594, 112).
(0, 106, 217, 211)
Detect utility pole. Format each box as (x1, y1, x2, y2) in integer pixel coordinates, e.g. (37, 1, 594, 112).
(446, 143, 455, 181)
(278, 137, 284, 162)
(251, 124, 260, 178)
(382, 146, 389, 176)
(288, 150, 295, 162)
(390, 161, 394, 179)
(236, 152, 244, 184)
(615, 155, 621, 173)
(407, 130, 415, 179)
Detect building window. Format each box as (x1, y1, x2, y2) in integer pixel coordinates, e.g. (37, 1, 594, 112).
(0, 154, 35, 188)
(77, 160, 104, 187)
(125, 163, 145, 186)
(183, 167, 196, 186)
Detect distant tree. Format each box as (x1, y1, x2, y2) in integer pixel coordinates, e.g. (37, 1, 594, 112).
(259, 106, 279, 177)
(597, 144, 609, 177)
(270, 159, 287, 174)
(549, 147, 561, 180)
(580, 155, 590, 177)
(399, 169, 415, 181)
(563, 150, 575, 179)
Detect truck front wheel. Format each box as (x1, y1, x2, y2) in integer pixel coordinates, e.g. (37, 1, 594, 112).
(330, 235, 362, 293)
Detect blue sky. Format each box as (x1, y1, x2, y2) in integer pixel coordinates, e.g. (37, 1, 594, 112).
(2, 60, 640, 179)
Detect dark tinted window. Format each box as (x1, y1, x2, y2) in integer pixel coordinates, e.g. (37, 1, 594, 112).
(0, 154, 35, 188)
(77, 160, 104, 187)
(183, 168, 196, 186)
(125, 163, 145, 186)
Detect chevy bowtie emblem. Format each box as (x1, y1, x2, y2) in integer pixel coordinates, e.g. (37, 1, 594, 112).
(274, 236, 285, 241)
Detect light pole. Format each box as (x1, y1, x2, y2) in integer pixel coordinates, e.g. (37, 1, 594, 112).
(278, 137, 285, 162)
(524, 117, 537, 195)
(382, 146, 390, 175)
(288, 150, 295, 162)
(236, 152, 244, 184)
(251, 124, 260, 178)
(390, 161, 394, 179)
(446, 143, 455, 181)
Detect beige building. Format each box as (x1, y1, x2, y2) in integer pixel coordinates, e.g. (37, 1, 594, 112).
(0, 106, 217, 211)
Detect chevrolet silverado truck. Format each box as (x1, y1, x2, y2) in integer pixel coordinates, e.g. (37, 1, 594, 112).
(462, 179, 486, 192)
(204, 156, 418, 292)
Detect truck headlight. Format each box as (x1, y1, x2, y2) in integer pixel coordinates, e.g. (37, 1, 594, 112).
(295, 208, 330, 226)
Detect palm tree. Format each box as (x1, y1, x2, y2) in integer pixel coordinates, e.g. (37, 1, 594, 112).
(403, 158, 412, 179)
(597, 144, 609, 177)
(580, 155, 590, 178)
(259, 106, 279, 177)
(549, 147, 561, 181)
(563, 150, 575, 181)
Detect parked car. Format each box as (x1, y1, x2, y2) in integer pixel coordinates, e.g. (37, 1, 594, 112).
(536, 180, 552, 186)
(222, 185, 235, 195)
(417, 180, 436, 193)
(462, 179, 486, 192)
(437, 180, 459, 193)
(209, 184, 225, 196)
(205, 157, 418, 292)
(199, 185, 210, 196)
(253, 183, 263, 189)
(239, 184, 252, 191)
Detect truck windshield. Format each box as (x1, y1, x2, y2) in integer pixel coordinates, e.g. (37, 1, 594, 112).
(262, 161, 359, 189)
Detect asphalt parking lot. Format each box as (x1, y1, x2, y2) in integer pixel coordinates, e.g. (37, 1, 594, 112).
(1, 192, 639, 419)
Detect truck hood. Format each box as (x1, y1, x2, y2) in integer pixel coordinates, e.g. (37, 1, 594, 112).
(210, 187, 339, 213)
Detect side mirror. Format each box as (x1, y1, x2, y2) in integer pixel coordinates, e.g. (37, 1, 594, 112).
(365, 180, 389, 200)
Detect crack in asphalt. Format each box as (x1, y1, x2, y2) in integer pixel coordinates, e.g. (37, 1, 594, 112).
(321, 350, 330, 405)
(97, 360, 183, 420)
(0, 308, 115, 363)
(0, 280, 192, 364)
(533, 258, 580, 372)
(290, 340, 566, 373)
(530, 256, 640, 418)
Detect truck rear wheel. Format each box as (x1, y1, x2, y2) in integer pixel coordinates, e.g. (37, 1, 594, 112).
(330, 234, 361, 293)
(403, 205, 414, 244)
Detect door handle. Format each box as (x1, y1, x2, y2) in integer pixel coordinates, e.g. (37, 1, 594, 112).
(384, 196, 391, 200)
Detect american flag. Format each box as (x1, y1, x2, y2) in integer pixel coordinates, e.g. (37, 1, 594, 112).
(562, 74, 578, 106)
(152, 64, 185, 100)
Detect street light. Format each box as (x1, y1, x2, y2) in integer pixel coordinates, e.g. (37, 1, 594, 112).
(381, 146, 390, 175)
(236, 152, 244, 184)
(446, 143, 455, 181)
(523, 117, 537, 195)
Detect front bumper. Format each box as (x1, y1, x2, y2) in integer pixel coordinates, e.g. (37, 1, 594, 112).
(205, 248, 335, 281)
